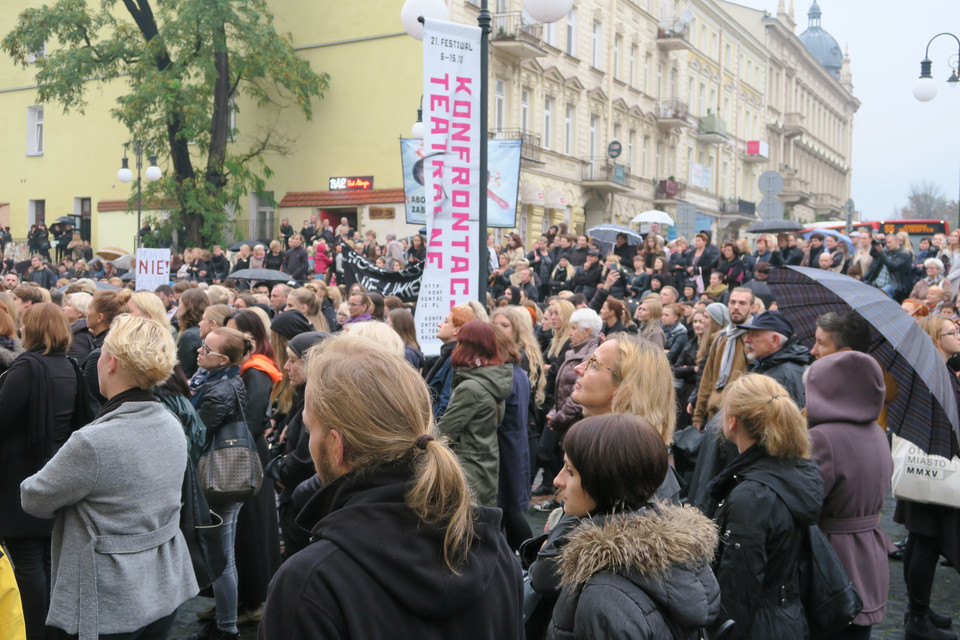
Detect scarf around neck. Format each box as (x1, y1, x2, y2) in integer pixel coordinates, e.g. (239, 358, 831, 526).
(716, 320, 749, 390)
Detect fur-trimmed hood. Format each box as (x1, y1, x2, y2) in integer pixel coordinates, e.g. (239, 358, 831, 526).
(557, 503, 720, 629)
(0, 337, 23, 368)
(559, 503, 718, 588)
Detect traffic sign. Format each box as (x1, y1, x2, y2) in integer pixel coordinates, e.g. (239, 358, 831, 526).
(608, 141, 622, 159)
(758, 198, 784, 221)
(759, 171, 784, 197)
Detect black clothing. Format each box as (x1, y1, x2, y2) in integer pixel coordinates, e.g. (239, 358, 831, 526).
(716, 256, 746, 286)
(264, 252, 285, 272)
(177, 326, 203, 379)
(261, 464, 524, 640)
(868, 246, 915, 301)
(567, 246, 589, 267)
(748, 337, 812, 408)
(708, 445, 824, 640)
(613, 241, 635, 265)
(27, 267, 56, 289)
(571, 262, 603, 298)
(231, 257, 250, 273)
(0, 349, 78, 538)
(275, 389, 315, 557)
(279, 223, 294, 248)
(81, 332, 107, 414)
(282, 246, 309, 280)
(209, 254, 231, 281)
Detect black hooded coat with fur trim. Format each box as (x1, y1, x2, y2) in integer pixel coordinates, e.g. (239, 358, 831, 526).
(547, 503, 721, 640)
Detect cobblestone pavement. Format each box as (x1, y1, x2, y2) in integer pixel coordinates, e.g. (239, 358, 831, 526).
(169, 491, 960, 639)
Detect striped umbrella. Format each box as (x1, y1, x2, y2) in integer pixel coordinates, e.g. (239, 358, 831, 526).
(768, 266, 959, 458)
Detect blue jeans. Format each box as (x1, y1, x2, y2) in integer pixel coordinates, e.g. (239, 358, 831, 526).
(212, 502, 242, 634)
(881, 283, 897, 299)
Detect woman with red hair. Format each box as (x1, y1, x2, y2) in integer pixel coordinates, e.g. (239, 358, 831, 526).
(437, 320, 514, 506)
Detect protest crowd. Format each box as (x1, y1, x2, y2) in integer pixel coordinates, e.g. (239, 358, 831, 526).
(2, 214, 960, 640)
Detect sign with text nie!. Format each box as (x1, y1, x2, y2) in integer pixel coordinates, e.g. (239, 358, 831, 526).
(135, 248, 170, 292)
(415, 18, 482, 357)
(328, 176, 373, 191)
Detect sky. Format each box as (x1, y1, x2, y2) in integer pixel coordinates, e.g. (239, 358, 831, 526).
(730, 0, 960, 220)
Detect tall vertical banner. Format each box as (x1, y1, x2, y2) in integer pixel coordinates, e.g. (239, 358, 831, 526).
(415, 18, 482, 357)
(135, 248, 170, 291)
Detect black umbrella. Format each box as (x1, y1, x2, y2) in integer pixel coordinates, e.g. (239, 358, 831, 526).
(120, 272, 136, 282)
(768, 266, 959, 458)
(228, 239, 271, 252)
(746, 219, 804, 233)
(228, 268, 292, 283)
(55, 280, 120, 293)
(14, 260, 32, 276)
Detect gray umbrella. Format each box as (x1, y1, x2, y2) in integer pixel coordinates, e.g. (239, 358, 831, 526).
(227, 268, 293, 283)
(111, 254, 136, 271)
(587, 224, 643, 245)
(55, 280, 120, 293)
(746, 219, 804, 233)
(768, 266, 959, 458)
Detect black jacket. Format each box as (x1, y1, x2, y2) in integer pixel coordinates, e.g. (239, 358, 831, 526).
(260, 464, 524, 640)
(749, 337, 812, 408)
(67, 319, 95, 364)
(282, 246, 309, 280)
(708, 446, 824, 640)
(868, 246, 915, 299)
(0, 349, 79, 537)
(27, 267, 56, 289)
(264, 252, 285, 271)
(663, 322, 689, 366)
(209, 254, 231, 281)
(177, 325, 203, 379)
(571, 262, 603, 297)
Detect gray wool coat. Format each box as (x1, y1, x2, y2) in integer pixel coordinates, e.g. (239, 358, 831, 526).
(21, 401, 198, 639)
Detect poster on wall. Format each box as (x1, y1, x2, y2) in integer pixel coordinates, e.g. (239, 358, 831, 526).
(401, 138, 521, 228)
(414, 17, 482, 357)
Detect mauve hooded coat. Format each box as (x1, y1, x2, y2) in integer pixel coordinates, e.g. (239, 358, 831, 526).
(806, 351, 893, 626)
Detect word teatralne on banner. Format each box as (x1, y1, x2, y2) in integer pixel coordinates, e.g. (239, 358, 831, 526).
(415, 18, 482, 357)
(135, 248, 171, 292)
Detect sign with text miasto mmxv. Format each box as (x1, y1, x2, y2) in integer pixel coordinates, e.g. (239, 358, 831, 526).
(135, 248, 171, 291)
(415, 18, 482, 357)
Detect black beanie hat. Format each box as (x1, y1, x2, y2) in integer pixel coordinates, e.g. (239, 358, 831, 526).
(288, 331, 330, 359)
(271, 309, 314, 340)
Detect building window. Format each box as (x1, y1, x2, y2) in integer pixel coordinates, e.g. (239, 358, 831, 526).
(564, 104, 574, 155)
(645, 53, 653, 94)
(27, 41, 46, 63)
(712, 33, 719, 58)
(658, 64, 663, 97)
(29, 199, 46, 225)
(591, 22, 602, 68)
(613, 35, 621, 79)
(543, 97, 554, 149)
(566, 9, 577, 57)
(27, 106, 44, 156)
(642, 135, 650, 176)
(496, 0, 508, 12)
(495, 78, 505, 129)
(613, 123, 621, 146)
(724, 44, 732, 70)
(628, 130, 635, 169)
(630, 45, 637, 87)
(521, 87, 530, 130)
(589, 115, 599, 157)
(544, 21, 557, 47)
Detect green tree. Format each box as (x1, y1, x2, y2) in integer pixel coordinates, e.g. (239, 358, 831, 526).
(3, 0, 329, 246)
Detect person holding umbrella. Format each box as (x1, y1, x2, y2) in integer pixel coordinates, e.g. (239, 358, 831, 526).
(895, 315, 960, 640)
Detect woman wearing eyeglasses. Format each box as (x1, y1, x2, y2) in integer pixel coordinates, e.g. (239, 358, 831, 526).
(188, 327, 249, 640)
(895, 316, 960, 640)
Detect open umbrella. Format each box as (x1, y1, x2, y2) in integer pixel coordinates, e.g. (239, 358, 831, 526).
(55, 280, 120, 293)
(746, 219, 804, 234)
(111, 255, 136, 271)
(804, 228, 854, 251)
(96, 247, 128, 261)
(768, 266, 959, 458)
(587, 224, 643, 246)
(228, 268, 292, 283)
(630, 210, 674, 226)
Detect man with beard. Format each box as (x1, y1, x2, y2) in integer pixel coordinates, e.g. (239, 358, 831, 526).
(3, 272, 19, 291)
(740, 311, 812, 407)
(692, 287, 753, 429)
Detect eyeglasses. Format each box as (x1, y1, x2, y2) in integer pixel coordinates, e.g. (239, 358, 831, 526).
(585, 354, 615, 375)
(347, 301, 365, 308)
(940, 329, 960, 339)
(199, 342, 227, 358)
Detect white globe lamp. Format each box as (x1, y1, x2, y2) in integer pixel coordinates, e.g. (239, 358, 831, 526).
(524, 0, 575, 23)
(401, 0, 449, 41)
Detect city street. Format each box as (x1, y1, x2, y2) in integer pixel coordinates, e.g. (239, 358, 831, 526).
(170, 489, 959, 639)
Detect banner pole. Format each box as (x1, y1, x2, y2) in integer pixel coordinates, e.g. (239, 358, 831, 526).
(477, 0, 490, 304)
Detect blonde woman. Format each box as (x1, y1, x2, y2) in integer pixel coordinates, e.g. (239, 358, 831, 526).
(22, 315, 197, 640)
(128, 290, 173, 334)
(634, 295, 666, 348)
(491, 307, 546, 409)
(545, 299, 575, 369)
(710, 374, 822, 640)
(285, 287, 330, 332)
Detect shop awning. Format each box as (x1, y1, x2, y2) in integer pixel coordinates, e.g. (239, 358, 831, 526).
(279, 188, 405, 208)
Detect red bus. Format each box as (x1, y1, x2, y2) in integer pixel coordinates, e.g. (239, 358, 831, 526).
(802, 219, 949, 247)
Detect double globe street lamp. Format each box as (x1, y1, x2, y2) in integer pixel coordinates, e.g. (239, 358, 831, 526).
(400, 0, 573, 301)
(117, 141, 162, 249)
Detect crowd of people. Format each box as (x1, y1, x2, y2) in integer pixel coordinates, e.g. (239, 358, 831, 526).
(0, 216, 959, 640)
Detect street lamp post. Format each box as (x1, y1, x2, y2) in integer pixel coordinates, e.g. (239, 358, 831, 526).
(402, 0, 572, 302)
(117, 140, 162, 249)
(912, 32, 960, 231)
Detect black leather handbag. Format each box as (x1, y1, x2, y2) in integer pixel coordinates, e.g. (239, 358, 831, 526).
(799, 524, 863, 638)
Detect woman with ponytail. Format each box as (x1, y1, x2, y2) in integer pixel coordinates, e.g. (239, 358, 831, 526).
(261, 333, 523, 639)
(707, 374, 824, 640)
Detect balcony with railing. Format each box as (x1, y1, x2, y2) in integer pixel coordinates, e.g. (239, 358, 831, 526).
(657, 20, 692, 51)
(784, 112, 806, 138)
(489, 128, 542, 163)
(656, 99, 693, 129)
(696, 113, 727, 144)
(491, 12, 547, 58)
(582, 158, 631, 193)
(719, 199, 757, 215)
(654, 179, 686, 202)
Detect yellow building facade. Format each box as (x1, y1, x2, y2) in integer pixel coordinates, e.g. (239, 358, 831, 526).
(0, 0, 856, 253)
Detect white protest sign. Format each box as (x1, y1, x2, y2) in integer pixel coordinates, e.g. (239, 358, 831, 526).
(135, 248, 171, 291)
